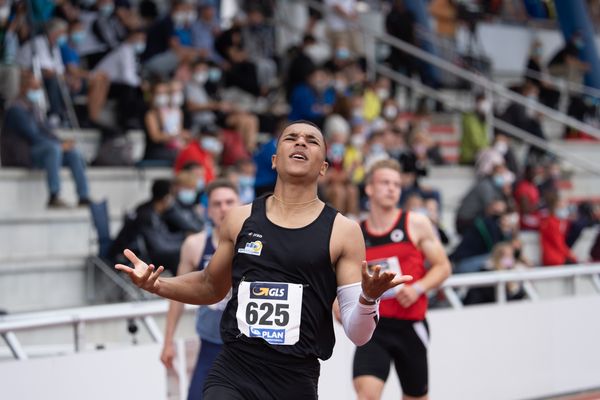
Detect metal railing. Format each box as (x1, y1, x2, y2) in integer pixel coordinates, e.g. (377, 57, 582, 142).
(0, 300, 198, 360)
(2, 265, 600, 359)
(441, 264, 600, 309)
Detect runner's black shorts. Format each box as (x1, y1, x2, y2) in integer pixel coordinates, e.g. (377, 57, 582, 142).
(353, 317, 430, 397)
(203, 340, 320, 400)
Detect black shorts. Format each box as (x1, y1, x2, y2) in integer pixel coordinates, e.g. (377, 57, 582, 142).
(353, 318, 429, 397)
(203, 341, 320, 400)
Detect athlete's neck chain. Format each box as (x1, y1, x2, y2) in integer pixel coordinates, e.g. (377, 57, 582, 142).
(272, 194, 319, 207)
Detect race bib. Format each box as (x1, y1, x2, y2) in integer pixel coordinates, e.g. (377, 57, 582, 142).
(236, 281, 303, 346)
(368, 256, 402, 300)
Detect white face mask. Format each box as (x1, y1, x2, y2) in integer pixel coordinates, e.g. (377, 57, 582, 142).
(0, 6, 10, 21)
(154, 94, 169, 108)
(494, 141, 508, 155)
(477, 99, 492, 114)
(194, 71, 208, 85)
(555, 207, 570, 220)
(171, 92, 184, 107)
(376, 88, 390, 101)
(201, 136, 223, 154)
(383, 105, 397, 120)
(350, 134, 365, 148)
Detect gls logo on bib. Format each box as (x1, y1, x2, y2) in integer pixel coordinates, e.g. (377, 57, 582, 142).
(250, 282, 288, 300)
(238, 240, 263, 256)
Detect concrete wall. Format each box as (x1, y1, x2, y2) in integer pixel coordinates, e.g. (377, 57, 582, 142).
(320, 296, 600, 400)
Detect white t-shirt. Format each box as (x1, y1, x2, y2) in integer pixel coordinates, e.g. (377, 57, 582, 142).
(325, 0, 356, 32)
(17, 35, 65, 75)
(94, 42, 140, 87)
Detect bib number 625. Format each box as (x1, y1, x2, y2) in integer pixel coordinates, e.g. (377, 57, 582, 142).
(245, 302, 289, 326)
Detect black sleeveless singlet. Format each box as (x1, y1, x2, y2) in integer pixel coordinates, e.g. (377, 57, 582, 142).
(220, 195, 339, 360)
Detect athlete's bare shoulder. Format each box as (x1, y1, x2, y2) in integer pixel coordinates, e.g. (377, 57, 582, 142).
(330, 213, 365, 261)
(222, 203, 253, 241)
(407, 210, 436, 244)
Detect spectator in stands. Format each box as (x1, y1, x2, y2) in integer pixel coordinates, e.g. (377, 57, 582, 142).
(323, 109, 360, 217)
(252, 119, 281, 197)
(241, 5, 277, 92)
(0, 70, 90, 208)
(428, 0, 458, 42)
(142, 80, 190, 165)
(451, 204, 516, 273)
(139, 0, 159, 28)
(289, 67, 335, 127)
(514, 164, 541, 230)
(16, 18, 69, 124)
(234, 158, 256, 205)
(463, 241, 526, 305)
(455, 162, 512, 234)
(170, 169, 205, 232)
(425, 197, 450, 245)
(184, 59, 259, 153)
(547, 31, 590, 86)
(397, 128, 443, 206)
(323, 42, 354, 74)
(526, 39, 560, 109)
(142, 0, 200, 78)
(191, 1, 221, 63)
(214, 23, 262, 97)
(124, 179, 187, 275)
(60, 19, 111, 128)
(499, 80, 547, 163)
(174, 124, 218, 185)
(285, 34, 317, 100)
(94, 28, 146, 129)
(566, 202, 598, 249)
(385, 0, 417, 79)
(324, 0, 363, 56)
(539, 193, 577, 266)
(90, 0, 127, 55)
(491, 132, 519, 175)
(459, 93, 490, 165)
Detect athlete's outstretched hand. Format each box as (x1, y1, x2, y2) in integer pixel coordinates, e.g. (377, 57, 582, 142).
(361, 261, 412, 301)
(115, 249, 164, 294)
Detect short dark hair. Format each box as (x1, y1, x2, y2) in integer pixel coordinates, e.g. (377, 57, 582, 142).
(206, 179, 239, 199)
(151, 179, 172, 202)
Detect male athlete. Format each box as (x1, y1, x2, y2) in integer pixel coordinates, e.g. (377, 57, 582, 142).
(353, 159, 451, 400)
(160, 179, 240, 400)
(116, 121, 413, 399)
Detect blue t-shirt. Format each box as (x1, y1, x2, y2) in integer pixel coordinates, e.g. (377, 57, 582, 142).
(253, 138, 277, 188)
(60, 44, 80, 66)
(173, 27, 193, 47)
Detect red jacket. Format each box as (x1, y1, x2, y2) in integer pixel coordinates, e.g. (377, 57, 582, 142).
(174, 141, 215, 183)
(539, 215, 576, 266)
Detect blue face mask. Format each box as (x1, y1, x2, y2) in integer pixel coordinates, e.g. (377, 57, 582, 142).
(26, 89, 44, 104)
(177, 189, 197, 205)
(100, 3, 114, 16)
(493, 174, 505, 188)
(56, 34, 68, 47)
(238, 175, 255, 188)
(330, 142, 345, 160)
(336, 48, 350, 60)
(70, 31, 86, 45)
(133, 41, 146, 54)
(208, 67, 222, 82)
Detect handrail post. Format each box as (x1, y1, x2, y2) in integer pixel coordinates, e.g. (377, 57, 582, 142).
(496, 283, 507, 304)
(2, 331, 28, 360)
(142, 316, 163, 343)
(443, 287, 463, 309)
(74, 320, 85, 353)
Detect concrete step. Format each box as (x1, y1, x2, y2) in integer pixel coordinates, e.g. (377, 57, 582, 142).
(55, 129, 146, 164)
(0, 209, 123, 262)
(0, 257, 87, 313)
(0, 167, 171, 214)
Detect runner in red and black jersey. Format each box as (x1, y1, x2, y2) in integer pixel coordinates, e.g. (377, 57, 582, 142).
(353, 159, 451, 400)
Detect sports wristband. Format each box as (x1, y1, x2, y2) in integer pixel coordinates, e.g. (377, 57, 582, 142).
(412, 282, 425, 296)
(360, 291, 380, 304)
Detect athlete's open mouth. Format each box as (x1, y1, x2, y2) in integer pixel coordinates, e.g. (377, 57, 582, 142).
(290, 152, 308, 161)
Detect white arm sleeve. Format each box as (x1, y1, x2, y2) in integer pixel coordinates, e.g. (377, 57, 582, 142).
(337, 282, 379, 346)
